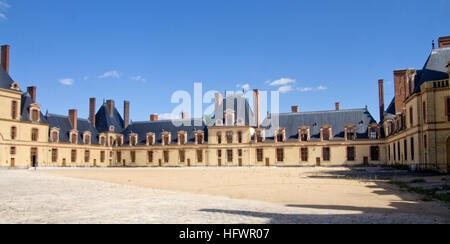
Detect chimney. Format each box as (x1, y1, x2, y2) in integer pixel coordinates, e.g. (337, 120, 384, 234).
(394, 70, 407, 114)
(123, 100, 130, 129)
(378, 79, 385, 122)
(89, 98, 96, 126)
(1, 45, 10, 74)
(214, 92, 223, 122)
(27, 86, 37, 103)
(253, 89, 261, 127)
(69, 109, 78, 131)
(335, 102, 340, 111)
(150, 114, 159, 121)
(106, 100, 114, 116)
(438, 36, 450, 48)
(291, 106, 299, 113)
(181, 112, 189, 119)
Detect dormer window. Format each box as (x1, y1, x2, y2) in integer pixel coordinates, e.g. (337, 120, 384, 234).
(178, 131, 187, 145)
(10, 82, 20, 90)
(299, 127, 310, 141)
(162, 132, 171, 145)
(109, 136, 114, 146)
(321, 126, 331, 141)
(368, 124, 380, 139)
(196, 131, 204, 145)
(225, 109, 235, 126)
(70, 131, 78, 144)
(129, 133, 138, 146)
(345, 125, 356, 141)
(83, 132, 91, 145)
(147, 133, 155, 146)
(255, 129, 264, 143)
(29, 104, 40, 122)
(275, 128, 285, 143)
(116, 135, 123, 146)
(99, 134, 106, 145)
(50, 128, 60, 143)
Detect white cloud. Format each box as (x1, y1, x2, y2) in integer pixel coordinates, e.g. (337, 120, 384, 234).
(131, 76, 146, 82)
(297, 87, 313, 92)
(59, 78, 74, 86)
(269, 78, 296, 86)
(317, 86, 327, 90)
(158, 113, 179, 120)
(237, 83, 251, 91)
(278, 85, 294, 94)
(0, 13, 6, 20)
(99, 70, 120, 79)
(0, 1, 10, 20)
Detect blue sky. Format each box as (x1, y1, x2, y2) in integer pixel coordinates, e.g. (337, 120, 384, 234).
(1, 0, 449, 122)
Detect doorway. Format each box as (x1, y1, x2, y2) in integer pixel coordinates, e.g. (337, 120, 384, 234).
(30, 148, 37, 167)
(187, 159, 191, 167)
(93, 159, 97, 167)
(62, 159, 66, 167)
(10, 158, 15, 168)
(238, 158, 243, 167)
(265, 158, 270, 167)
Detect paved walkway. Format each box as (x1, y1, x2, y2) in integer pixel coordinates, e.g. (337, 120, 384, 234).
(0, 169, 448, 224)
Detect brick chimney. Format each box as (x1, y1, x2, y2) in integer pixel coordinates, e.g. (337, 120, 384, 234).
(253, 89, 261, 127)
(27, 86, 37, 103)
(181, 112, 189, 119)
(291, 106, 299, 113)
(378, 79, 385, 122)
(89, 98, 96, 126)
(394, 70, 407, 114)
(106, 100, 114, 117)
(438, 36, 450, 48)
(335, 102, 340, 111)
(1, 45, 10, 74)
(69, 109, 78, 131)
(123, 100, 130, 129)
(150, 114, 159, 121)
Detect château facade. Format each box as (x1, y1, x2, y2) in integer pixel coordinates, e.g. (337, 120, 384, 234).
(0, 37, 449, 173)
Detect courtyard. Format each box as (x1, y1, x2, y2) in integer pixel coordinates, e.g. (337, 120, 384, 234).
(0, 166, 449, 224)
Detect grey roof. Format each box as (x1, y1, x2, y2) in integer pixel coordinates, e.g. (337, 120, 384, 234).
(385, 98, 396, 116)
(214, 93, 256, 126)
(0, 66, 14, 91)
(95, 102, 124, 133)
(20, 92, 48, 124)
(413, 47, 450, 93)
(46, 113, 99, 144)
(123, 119, 208, 145)
(260, 108, 377, 141)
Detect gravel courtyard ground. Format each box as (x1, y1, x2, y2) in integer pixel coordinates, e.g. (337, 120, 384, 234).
(0, 167, 449, 224)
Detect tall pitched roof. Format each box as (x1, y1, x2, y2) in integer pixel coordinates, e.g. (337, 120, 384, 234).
(0, 66, 15, 91)
(46, 113, 99, 144)
(123, 119, 208, 145)
(20, 92, 48, 124)
(413, 47, 450, 93)
(214, 93, 256, 126)
(95, 102, 124, 133)
(261, 108, 377, 141)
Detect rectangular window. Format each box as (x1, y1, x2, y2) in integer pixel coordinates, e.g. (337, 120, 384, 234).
(52, 149, 58, 162)
(51, 131, 58, 142)
(238, 149, 243, 157)
(11, 101, 17, 120)
(71, 133, 77, 144)
(256, 131, 263, 142)
(197, 150, 203, 163)
(163, 150, 169, 163)
(397, 142, 401, 161)
(422, 102, 426, 123)
(32, 109, 39, 122)
(130, 136, 137, 146)
(347, 147, 355, 161)
(256, 149, 263, 162)
(71, 150, 77, 163)
(227, 149, 233, 162)
(179, 150, 185, 163)
(300, 129, 308, 141)
(388, 145, 391, 161)
(409, 107, 413, 127)
(131, 151, 136, 163)
(276, 133, 284, 142)
(322, 128, 330, 141)
(11, 127, 16, 140)
(179, 134, 185, 145)
(370, 146, 379, 161)
(31, 128, 39, 142)
(85, 150, 90, 163)
(148, 151, 154, 163)
(197, 134, 204, 144)
(323, 147, 330, 161)
(411, 138, 415, 161)
(217, 133, 222, 144)
(346, 128, 355, 140)
(393, 143, 396, 161)
(147, 135, 154, 145)
(117, 151, 122, 163)
(226, 132, 233, 144)
(10, 147, 16, 155)
(217, 149, 222, 158)
(238, 131, 243, 143)
(447, 98, 450, 122)
(276, 148, 284, 162)
(100, 151, 105, 163)
(404, 139, 408, 161)
(424, 135, 427, 149)
(301, 148, 308, 162)
(163, 135, 170, 145)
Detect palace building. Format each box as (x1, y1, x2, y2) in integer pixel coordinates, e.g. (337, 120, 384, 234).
(0, 37, 449, 172)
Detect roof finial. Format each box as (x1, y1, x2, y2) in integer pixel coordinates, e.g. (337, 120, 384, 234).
(432, 40, 435, 49)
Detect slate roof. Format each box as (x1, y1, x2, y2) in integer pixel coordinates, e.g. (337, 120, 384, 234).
(260, 108, 377, 141)
(413, 46, 450, 93)
(20, 92, 48, 124)
(385, 98, 396, 116)
(46, 113, 99, 144)
(0, 66, 14, 91)
(214, 93, 256, 126)
(123, 119, 208, 145)
(95, 102, 124, 133)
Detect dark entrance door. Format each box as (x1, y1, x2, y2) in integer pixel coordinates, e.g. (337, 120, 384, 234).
(30, 148, 37, 167)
